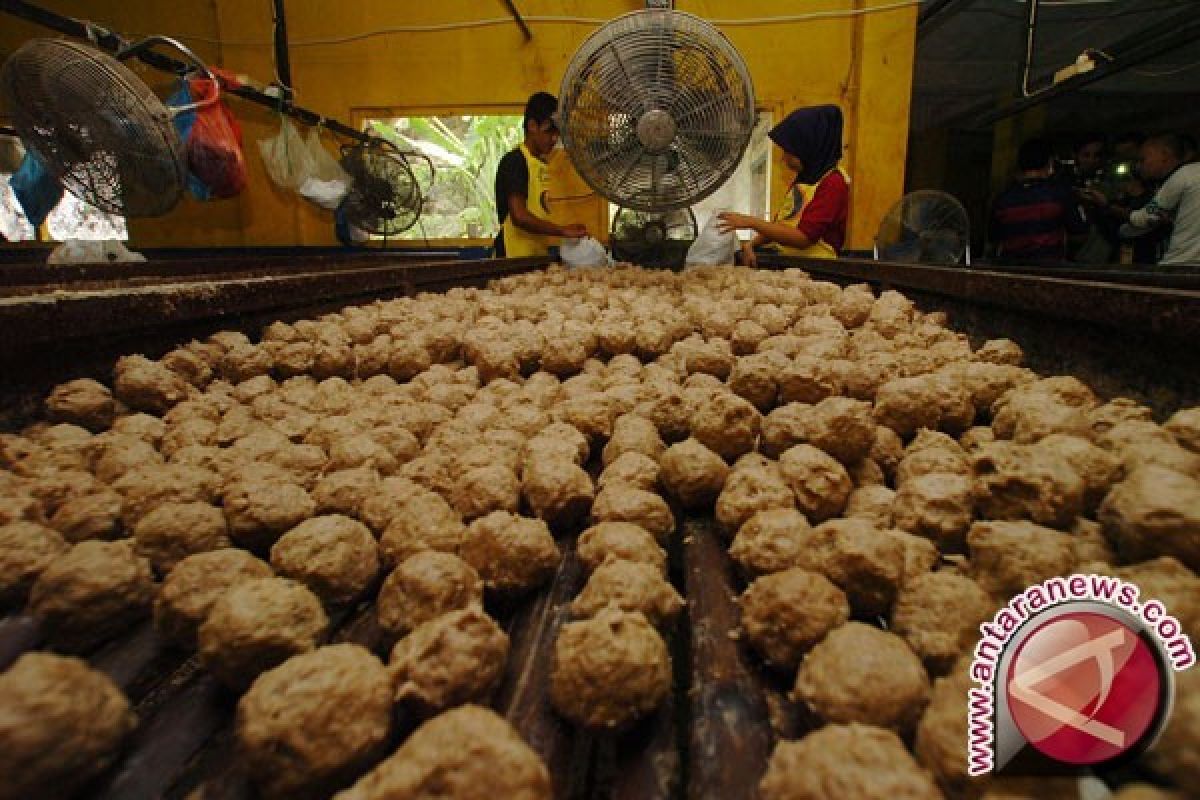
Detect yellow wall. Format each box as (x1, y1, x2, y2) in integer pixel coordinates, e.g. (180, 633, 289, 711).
(2, 0, 918, 250)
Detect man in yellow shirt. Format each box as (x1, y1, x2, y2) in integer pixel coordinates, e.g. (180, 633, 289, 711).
(493, 92, 588, 258)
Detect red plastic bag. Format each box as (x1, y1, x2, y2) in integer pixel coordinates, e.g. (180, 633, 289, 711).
(185, 77, 246, 199)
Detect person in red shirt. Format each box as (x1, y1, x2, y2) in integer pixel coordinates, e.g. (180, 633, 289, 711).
(718, 105, 850, 264)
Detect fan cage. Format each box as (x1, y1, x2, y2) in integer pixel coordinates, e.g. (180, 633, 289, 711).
(875, 190, 971, 266)
(560, 10, 756, 213)
(339, 142, 422, 236)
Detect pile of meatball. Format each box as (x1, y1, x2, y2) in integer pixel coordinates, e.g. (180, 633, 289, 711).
(0, 263, 1197, 800)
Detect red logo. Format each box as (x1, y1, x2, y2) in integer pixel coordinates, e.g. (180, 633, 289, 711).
(1006, 611, 1164, 766)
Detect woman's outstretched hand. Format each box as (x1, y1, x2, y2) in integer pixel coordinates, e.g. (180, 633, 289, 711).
(716, 211, 761, 235)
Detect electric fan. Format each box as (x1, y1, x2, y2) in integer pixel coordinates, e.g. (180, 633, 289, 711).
(558, 10, 756, 213)
(339, 140, 425, 236)
(875, 190, 971, 266)
(0, 36, 217, 217)
(610, 205, 697, 268)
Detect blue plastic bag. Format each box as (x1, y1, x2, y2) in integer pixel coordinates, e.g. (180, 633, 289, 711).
(10, 150, 62, 227)
(167, 81, 212, 201)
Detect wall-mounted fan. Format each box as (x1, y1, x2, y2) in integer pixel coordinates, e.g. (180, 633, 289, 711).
(610, 206, 696, 268)
(875, 190, 971, 266)
(339, 140, 428, 236)
(0, 36, 217, 217)
(558, 9, 756, 213)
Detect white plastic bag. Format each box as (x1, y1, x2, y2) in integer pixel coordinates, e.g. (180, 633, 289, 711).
(47, 239, 146, 265)
(686, 215, 737, 266)
(298, 128, 351, 209)
(258, 117, 316, 192)
(560, 236, 611, 268)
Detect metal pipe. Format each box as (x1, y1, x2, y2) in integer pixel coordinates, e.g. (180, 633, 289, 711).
(501, 0, 532, 41)
(1019, 0, 1040, 98)
(271, 0, 294, 97)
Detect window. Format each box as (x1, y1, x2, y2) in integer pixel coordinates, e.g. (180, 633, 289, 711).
(366, 114, 523, 240)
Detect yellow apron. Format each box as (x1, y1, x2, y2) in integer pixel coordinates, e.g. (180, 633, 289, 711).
(773, 167, 847, 259)
(501, 144, 555, 258)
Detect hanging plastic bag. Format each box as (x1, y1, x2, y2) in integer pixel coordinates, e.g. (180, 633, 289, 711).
(559, 236, 611, 268)
(10, 150, 63, 227)
(258, 116, 316, 192)
(167, 81, 211, 200)
(686, 213, 737, 266)
(298, 127, 350, 210)
(182, 77, 246, 199)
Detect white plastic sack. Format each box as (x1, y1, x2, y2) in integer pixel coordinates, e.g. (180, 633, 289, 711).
(686, 215, 737, 266)
(560, 236, 611, 268)
(47, 239, 146, 265)
(258, 117, 317, 192)
(298, 129, 351, 209)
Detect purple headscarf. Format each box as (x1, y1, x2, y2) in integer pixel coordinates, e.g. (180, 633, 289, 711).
(768, 105, 844, 185)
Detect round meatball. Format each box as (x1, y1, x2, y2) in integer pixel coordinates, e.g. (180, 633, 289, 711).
(0, 521, 68, 609)
(778, 445, 853, 524)
(892, 572, 994, 676)
(198, 577, 329, 690)
(312, 467, 382, 521)
(377, 551, 483, 643)
(238, 644, 392, 799)
(521, 457, 594, 528)
(390, 607, 510, 716)
(112, 463, 220, 529)
(570, 559, 683, 628)
(992, 394, 1090, 445)
(113, 354, 190, 414)
(602, 414, 665, 467)
(728, 508, 813, 578)
(778, 357, 841, 405)
(869, 425, 905, 482)
(1100, 466, 1200, 570)
(0, 653, 136, 800)
(1165, 407, 1200, 453)
(30, 540, 154, 651)
(886, 529, 941, 587)
(153, 548, 272, 648)
(970, 442, 1086, 528)
(658, 438, 729, 509)
(892, 473, 975, 553)
(740, 568, 849, 670)
(47, 488, 122, 543)
(451, 465, 521, 521)
(760, 724, 942, 800)
(874, 377, 942, 438)
(800, 397, 876, 465)
(276, 508, 376, 593)
(967, 520, 1076, 600)
(844, 486, 895, 529)
(690, 391, 761, 461)
(805, 519, 907, 617)
(327, 434, 400, 476)
(45, 379, 116, 431)
(975, 338, 1023, 366)
(459, 512, 560, 595)
(577, 521, 666, 574)
(715, 461, 795, 536)
(334, 705, 551, 800)
(727, 353, 780, 411)
(915, 661, 974, 796)
(550, 608, 671, 730)
(896, 439, 970, 488)
(596, 451, 661, 493)
(379, 490, 466, 570)
(792, 622, 930, 733)
(591, 486, 675, 544)
(133, 501, 230, 576)
(223, 479, 317, 552)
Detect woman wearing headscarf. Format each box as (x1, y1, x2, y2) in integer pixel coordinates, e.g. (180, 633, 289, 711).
(718, 105, 850, 265)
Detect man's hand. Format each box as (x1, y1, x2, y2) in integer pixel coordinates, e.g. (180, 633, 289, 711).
(560, 223, 589, 239)
(739, 241, 758, 268)
(717, 211, 761, 235)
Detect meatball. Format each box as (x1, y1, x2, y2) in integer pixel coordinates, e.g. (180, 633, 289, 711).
(690, 391, 761, 461)
(892, 473, 975, 553)
(590, 486, 675, 543)
(133, 501, 230, 576)
(377, 551, 483, 643)
(379, 490, 466, 570)
(740, 568, 849, 670)
(30, 540, 154, 651)
(992, 393, 1090, 445)
(792, 622, 930, 733)
(895, 436, 970, 487)
(223, 479, 317, 552)
(892, 572, 994, 676)
(153, 548, 272, 649)
(0, 521, 68, 609)
(312, 467, 382, 521)
(805, 518, 906, 617)
(1100, 466, 1200, 571)
(270, 515, 380, 604)
(237, 644, 392, 799)
(602, 414, 666, 467)
(727, 353, 781, 411)
(521, 458, 594, 528)
(886, 529, 941, 586)
(873, 376, 942, 438)
(113, 354, 190, 414)
(1164, 407, 1200, 453)
(799, 397, 876, 465)
(975, 338, 1023, 366)
(390, 607, 510, 716)
(970, 442, 1086, 528)
(915, 661, 974, 796)
(778, 445, 853, 523)
(715, 461, 795, 535)
(326, 434, 400, 476)
(198, 577, 329, 690)
(1034, 433, 1121, 512)
(967, 520, 1075, 599)
(570, 559, 683, 628)
(777, 356, 841, 405)
(334, 705, 551, 800)
(759, 724, 942, 800)
(844, 486, 896, 529)
(550, 608, 672, 730)
(0, 653, 136, 800)
(459, 512, 560, 595)
(658, 438, 729, 509)
(577, 521, 666, 574)
(45, 379, 116, 431)
(596, 451, 661, 493)
(112, 463, 220, 529)
(728, 508, 813, 578)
